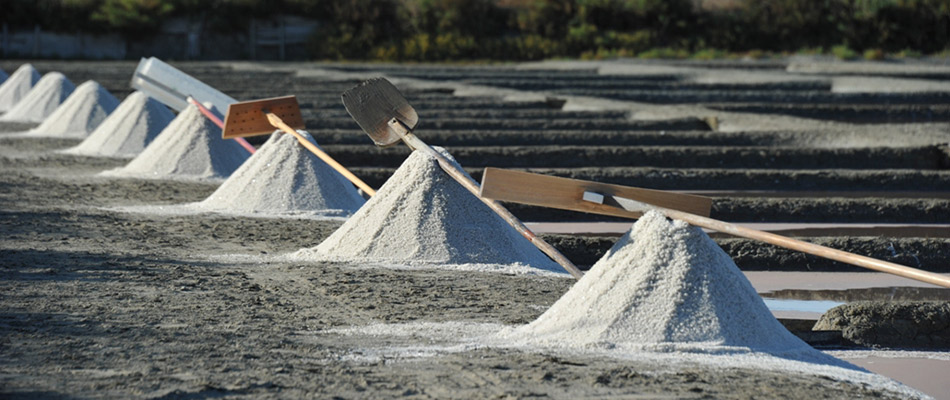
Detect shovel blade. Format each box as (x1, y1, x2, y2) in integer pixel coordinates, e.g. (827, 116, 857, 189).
(222, 96, 305, 139)
(341, 78, 419, 147)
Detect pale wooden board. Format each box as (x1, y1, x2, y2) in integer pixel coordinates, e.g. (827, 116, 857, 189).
(222, 96, 305, 138)
(341, 78, 419, 147)
(479, 167, 713, 218)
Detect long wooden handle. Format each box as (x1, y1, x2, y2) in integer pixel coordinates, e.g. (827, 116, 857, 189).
(656, 205, 950, 288)
(389, 120, 583, 279)
(266, 113, 377, 197)
(478, 168, 950, 288)
(186, 97, 256, 155)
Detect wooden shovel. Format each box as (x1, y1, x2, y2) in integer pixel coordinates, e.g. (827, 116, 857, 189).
(341, 78, 592, 278)
(479, 167, 950, 289)
(221, 95, 376, 197)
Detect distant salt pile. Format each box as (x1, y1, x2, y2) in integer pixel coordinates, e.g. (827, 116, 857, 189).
(0, 72, 75, 123)
(503, 212, 813, 354)
(294, 148, 561, 272)
(193, 131, 365, 218)
(62, 91, 175, 158)
(0, 64, 41, 112)
(24, 81, 119, 139)
(100, 105, 249, 181)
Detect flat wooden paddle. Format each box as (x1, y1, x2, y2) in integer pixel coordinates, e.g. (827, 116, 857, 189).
(342, 78, 584, 280)
(222, 95, 376, 197)
(479, 167, 950, 289)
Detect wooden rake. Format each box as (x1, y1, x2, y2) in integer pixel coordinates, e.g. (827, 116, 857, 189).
(479, 167, 950, 289)
(221, 95, 376, 197)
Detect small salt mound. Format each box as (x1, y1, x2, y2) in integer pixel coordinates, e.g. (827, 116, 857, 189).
(505, 212, 813, 354)
(23, 81, 119, 139)
(61, 91, 175, 158)
(100, 104, 248, 181)
(0, 72, 75, 123)
(193, 131, 365, 217)
(295, 147, 561, 272)
(0, 64, 41, 112)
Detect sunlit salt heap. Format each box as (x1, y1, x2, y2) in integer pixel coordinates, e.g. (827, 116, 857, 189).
(100, 105, 248, 181)
(62, 91, 175, 158)
(194, 131, 365, 217)
(297, 148, 561, 271)
(0, 72, 75, 122)
(506, 211, 812, 352)
(24, 81, 119, 139)
(0, 64, 41, 112)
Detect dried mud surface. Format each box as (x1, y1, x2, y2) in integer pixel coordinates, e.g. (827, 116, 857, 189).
(0, 135, 911, 397)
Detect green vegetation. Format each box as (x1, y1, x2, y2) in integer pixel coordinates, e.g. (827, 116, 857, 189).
(2, 0, 950, 61)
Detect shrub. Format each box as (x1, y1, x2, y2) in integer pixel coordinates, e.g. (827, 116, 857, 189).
(863, 48, 885, 60)
(832, 44, 858, 60)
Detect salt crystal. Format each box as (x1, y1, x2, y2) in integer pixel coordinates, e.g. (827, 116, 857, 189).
(293, 147, 562, 273)
(504, 212, 814, 354)
(192, 130, 365, 218)
(0, 64, 41, 112)
(24, 81, 119, 139)
(62, 91, 175, 158)
(100, 104, 248, 181)
(0, 72, 74, 123)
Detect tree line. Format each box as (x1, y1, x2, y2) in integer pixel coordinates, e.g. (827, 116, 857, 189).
(2, 0, 948, 60)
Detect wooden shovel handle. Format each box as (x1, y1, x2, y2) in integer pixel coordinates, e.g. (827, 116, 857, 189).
(389, 120, 584, 280)
(656, 206, 950, 288)
(265, 113, 376, 197)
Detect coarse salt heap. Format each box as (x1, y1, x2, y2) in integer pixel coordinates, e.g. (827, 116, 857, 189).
(505, 211, 811, 353)
(0, 64, 41, 112)
(24, 81, 119, 139)
(0, 72, 75, 123)
(62, 91, 175, 158)
(194, 130, 365, 218)
(100, 104, 248, 181)
(297, 147, 561, 271)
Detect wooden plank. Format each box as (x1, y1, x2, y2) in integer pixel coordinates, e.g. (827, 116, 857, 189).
(222, 96, 305, 138)
(479, 167, 713, 217)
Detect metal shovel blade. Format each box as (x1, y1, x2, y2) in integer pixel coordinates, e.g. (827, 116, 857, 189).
(222, 96, 305, 139)
(341, 78, 419, 147)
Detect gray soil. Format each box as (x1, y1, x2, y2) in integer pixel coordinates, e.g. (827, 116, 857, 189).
(1, 134, 908, 399)
(815, 302, 950, 350)
(2, 58, 944, 399)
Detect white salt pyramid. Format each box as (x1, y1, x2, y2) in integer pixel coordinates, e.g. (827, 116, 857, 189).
(61, 91, 174, 158)
(0, 64, 41, 112)
(100, 104, 249, 181)
(0, 72, 75, 123)
(296, 147, 562, 272)
(24, 81, 119, 139)
(506, 212, 812, 353)
(193, 131, 365, 218)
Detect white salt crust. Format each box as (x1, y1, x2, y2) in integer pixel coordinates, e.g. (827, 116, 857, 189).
(0, 64, 40, 112)
(61, 91, 175, 158)
(99, 104, 249, 182)
(291, 147, 563, 273)
(23, 81, 119, 139)
(0, 72, 75, 123)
